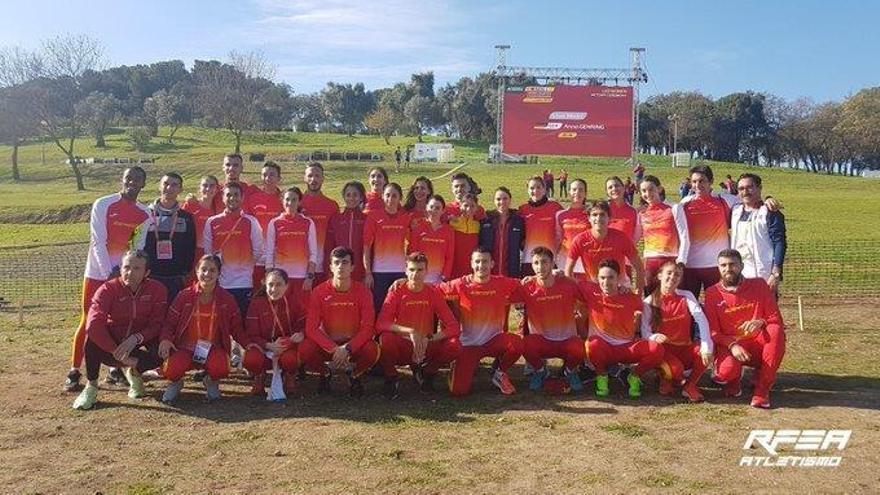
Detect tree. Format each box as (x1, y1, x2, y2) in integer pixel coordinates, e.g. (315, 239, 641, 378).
(364, 105, 398, 144)
(0, 46, 43, 181)
(404, 95, 439, 142)
(76, 91, 118, 147)
(320, 82, 372, 136)
(836, 87, 880, 175)
(33, 34, 105, 190)
(193, 59, 270, 153)
(290, 93, 323, 132)
(0, 86, 39, 181)
(127, 126, 151, 152)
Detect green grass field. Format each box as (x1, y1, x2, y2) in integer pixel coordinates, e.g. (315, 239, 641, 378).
(0, 126, 877, 248)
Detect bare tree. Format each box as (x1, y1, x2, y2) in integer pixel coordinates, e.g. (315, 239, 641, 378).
(34, 34, 105, 190)
(0, 46, 44, 87)
(229, 49, 276, 80)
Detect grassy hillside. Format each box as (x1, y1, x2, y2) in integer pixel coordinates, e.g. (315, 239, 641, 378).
(0, 126, 876, 247)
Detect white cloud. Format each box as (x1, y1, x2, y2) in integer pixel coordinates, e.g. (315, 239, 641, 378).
(243, 0, 493, 90)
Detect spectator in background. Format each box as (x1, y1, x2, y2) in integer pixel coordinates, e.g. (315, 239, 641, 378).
(558, 169, 569, 199)
(724, 174, 737, 195)
(624, 177, 637, 205)
(404, 146, 412, 169)
(146, 172, 196, 302)
(678, 177, 691, 198)
(394, 147, 402, 172)
(632, 162, 646, 182)
(731, 173, 787, 296)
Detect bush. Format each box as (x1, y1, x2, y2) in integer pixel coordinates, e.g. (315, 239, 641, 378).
(127, 126, 152, 152)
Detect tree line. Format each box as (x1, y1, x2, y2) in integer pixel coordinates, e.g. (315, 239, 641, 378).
(1, 35, 878, 190)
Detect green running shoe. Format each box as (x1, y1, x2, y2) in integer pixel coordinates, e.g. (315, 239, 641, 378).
(595, 374, 610, 397)
(126, 368, 145, 399)
(73, 383, 98, 410)
(627, 373, 643, 399)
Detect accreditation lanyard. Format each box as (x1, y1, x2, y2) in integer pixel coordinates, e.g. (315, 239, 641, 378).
(152, 208, 180, 241)
(195, 300, 217, 342)
(267, 297, 291, 340)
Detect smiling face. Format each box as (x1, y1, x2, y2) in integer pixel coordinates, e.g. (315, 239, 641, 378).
(471, 251, 493, 279)
(737, 176, 761, 205)
(640, 180, 661, 205)
(494, 190, 511, 212)
(283, 190, 300, 215)
(531, 252, 554, 279)
(605, 178, 624, 201)
(527, 178, 546, 202)
(159, 175, 182, 203)
(383, 185, 401, 210)
(589, 208, 609, 232)
(121, 168, 146, 199)
(452, 178, 470, 201)
(223, 186, 242, 211)
(200, 177, 218, 200)
(264, 271, 288, 301)
(426, 197, 444, 221)
(369, 169, 387, 192)
(261, 166, 281, 190)
(197, 258, 220, 288)
(569, 181, 586, 204)
(690, 172, 712, 196)
(405, 260, 427, 286)
(223, 156, 243, 181)
(598, 266, 619, 295)
(718, 254, 743, 286)
(304, 165, 324, 193)
(412, 180, 431, 202)
(657, 263, 682, 293)
(342, 184, 363, 209)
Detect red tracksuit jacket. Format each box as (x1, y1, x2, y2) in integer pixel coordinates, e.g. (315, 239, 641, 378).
(305, 280, 375, 353)
(86, 277, 169, 354)
(704, 278, 783, 349)
(243, 294, 306, 347)
(160, 285, 243, 354)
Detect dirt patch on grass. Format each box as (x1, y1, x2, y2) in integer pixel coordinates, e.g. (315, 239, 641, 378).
(0, 308, 877, 494)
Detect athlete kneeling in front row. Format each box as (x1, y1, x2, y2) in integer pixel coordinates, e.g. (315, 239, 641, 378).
(242, 268, 306, 397)
(159, 254, 243, 403)
(300, 246, 380, 398)
(376, 252, 462, 398)
(520, 246, 587, 392)
(584, 259, 664, 398)
(73, 250, 168, 410)
(705, 249, 785, 409)
(440, 247, 525, 397)
(641, 260, 713, 402)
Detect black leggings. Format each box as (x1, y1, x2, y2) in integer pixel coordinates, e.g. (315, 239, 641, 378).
(84, 339, 162, 382)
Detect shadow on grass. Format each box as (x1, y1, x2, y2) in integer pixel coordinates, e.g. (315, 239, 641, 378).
(136, 363, 621, 424)
(79, 365, 880, 423)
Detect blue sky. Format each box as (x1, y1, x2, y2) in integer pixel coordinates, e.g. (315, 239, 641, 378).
(1, 0, 877, 101)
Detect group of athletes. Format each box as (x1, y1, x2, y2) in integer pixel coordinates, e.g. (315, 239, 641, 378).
(65, 153, 788, 410)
